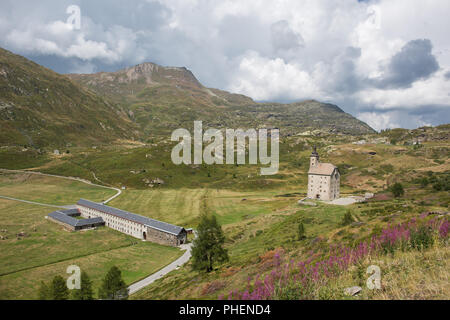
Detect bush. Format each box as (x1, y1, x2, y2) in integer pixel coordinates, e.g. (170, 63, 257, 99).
(341, 210, 354, 226)
(390, 183, 404, 198)
(410, 226, 434, 250)
(297, 222, 306, 240)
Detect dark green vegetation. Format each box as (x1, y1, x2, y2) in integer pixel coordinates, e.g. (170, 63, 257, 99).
(297, 222, 306, 240)
(191, 214, 229, 272)
(40, 273, 94, 300)
(72, 271, 94, 300)
(389, 182, 405, 198)
(38, 275, 69, 300)
(98, 266, 129, 300)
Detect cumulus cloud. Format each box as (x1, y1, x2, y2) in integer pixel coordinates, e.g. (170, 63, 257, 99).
(0, 0, 449, 130)
(271, 20, 304, 51)
(372, 39, 440, 89)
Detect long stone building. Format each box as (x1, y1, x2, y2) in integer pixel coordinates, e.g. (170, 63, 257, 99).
(47, 199, 187, 247)
(76, 199, 187, 246)
(307, 147, 340, 201)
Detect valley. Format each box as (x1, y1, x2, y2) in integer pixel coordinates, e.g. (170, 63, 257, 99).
(0, 47, 448, 300)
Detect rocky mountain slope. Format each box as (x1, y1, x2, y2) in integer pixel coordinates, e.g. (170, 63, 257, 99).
(0, 48, 138, 148)
(0, 47, 374, 149)
(68, 62, 375, 137)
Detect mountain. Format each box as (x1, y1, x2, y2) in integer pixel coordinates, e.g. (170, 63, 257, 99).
(0, 47, 374, 150)
(68, 63, 375, 137)
(0, 47, 138, 148)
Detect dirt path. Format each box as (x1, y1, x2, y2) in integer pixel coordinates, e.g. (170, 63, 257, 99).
(0, 195, 66, 208)
(0, 168, 121, 204)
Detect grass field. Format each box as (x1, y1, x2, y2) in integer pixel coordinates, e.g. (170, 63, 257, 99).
(109, 188, 297, 227)
(0, 172, 116, 205)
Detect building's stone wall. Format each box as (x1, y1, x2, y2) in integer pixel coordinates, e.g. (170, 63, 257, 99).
(307, 153, 340, 201)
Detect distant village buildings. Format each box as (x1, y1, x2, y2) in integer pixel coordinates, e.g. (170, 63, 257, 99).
(307, 147, 340, 201)
(47, 199, 187, 247)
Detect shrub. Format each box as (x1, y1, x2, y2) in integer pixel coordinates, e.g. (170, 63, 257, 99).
(390, 183, 404, 198)
(297, 222, 306, 240)
(341, 210, 354, 226)
(410, 225, 434, 250)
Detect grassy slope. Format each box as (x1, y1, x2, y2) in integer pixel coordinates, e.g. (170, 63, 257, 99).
(132, 196, 448, 300)
(0, 47, 137, 148)
(0, 171, 116, 205)
(322, 244, 449, 300)
(68, 63, 374, 137)
(0, 126, 448, 300)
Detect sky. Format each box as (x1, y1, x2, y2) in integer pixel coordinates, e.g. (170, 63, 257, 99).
(1, 0, 449, 131)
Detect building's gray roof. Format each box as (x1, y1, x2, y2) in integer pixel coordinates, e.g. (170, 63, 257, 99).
(77, 199, 185, 236)
(63, 208, 80, 216)
(48, 210, 104, 228)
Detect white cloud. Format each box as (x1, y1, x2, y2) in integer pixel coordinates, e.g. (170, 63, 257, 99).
(229, 51, 322, 101)
(357, 112, 401, 131)
(0, 0, 449, 129)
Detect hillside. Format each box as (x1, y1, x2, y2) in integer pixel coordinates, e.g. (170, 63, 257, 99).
(67, 62, 375, 137)
(0, 48, 138, 148)
(0, 47, 374, 150)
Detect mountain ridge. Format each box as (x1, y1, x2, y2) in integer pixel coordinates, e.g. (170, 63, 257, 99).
(0, 47, 139, 148)
(67, 60, 375, 137)
(0, 47, 375, 149)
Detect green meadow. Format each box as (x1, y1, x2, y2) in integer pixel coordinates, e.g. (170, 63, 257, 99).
(0, 171, 116, 205)
(0, 184, 181, 299)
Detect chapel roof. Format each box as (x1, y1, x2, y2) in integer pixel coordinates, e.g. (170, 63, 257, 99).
(308, 162, 337, 176)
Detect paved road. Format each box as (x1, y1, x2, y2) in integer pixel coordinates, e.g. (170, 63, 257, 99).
(0, 168, 121, 204)
(128, 241, 194, 295)
(326, 196, 365, 206)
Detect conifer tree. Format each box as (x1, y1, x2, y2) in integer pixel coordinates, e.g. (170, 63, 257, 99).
(51, 275, 69, 300)
(191, 214, 229, 272)
(98, 266, 128, 300)
(38, 281, 51, 300)
(71, 271, 94, 300)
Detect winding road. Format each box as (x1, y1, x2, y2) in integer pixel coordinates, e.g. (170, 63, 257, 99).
(128, 241, 194, 295)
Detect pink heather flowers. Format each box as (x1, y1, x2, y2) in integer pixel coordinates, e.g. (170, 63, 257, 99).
(223, 216, 449, 300)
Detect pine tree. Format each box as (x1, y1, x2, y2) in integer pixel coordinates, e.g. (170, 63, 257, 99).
(98, 266, 128, 300)
(38, 281, 51, 300)
(191, 214, 229, 272)
(51, 275, 69, 300)
(71, 271, 94, 300)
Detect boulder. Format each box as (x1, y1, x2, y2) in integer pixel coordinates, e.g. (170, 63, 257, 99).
(344, 286, 362, 296)
(298, 199, 317, 206)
